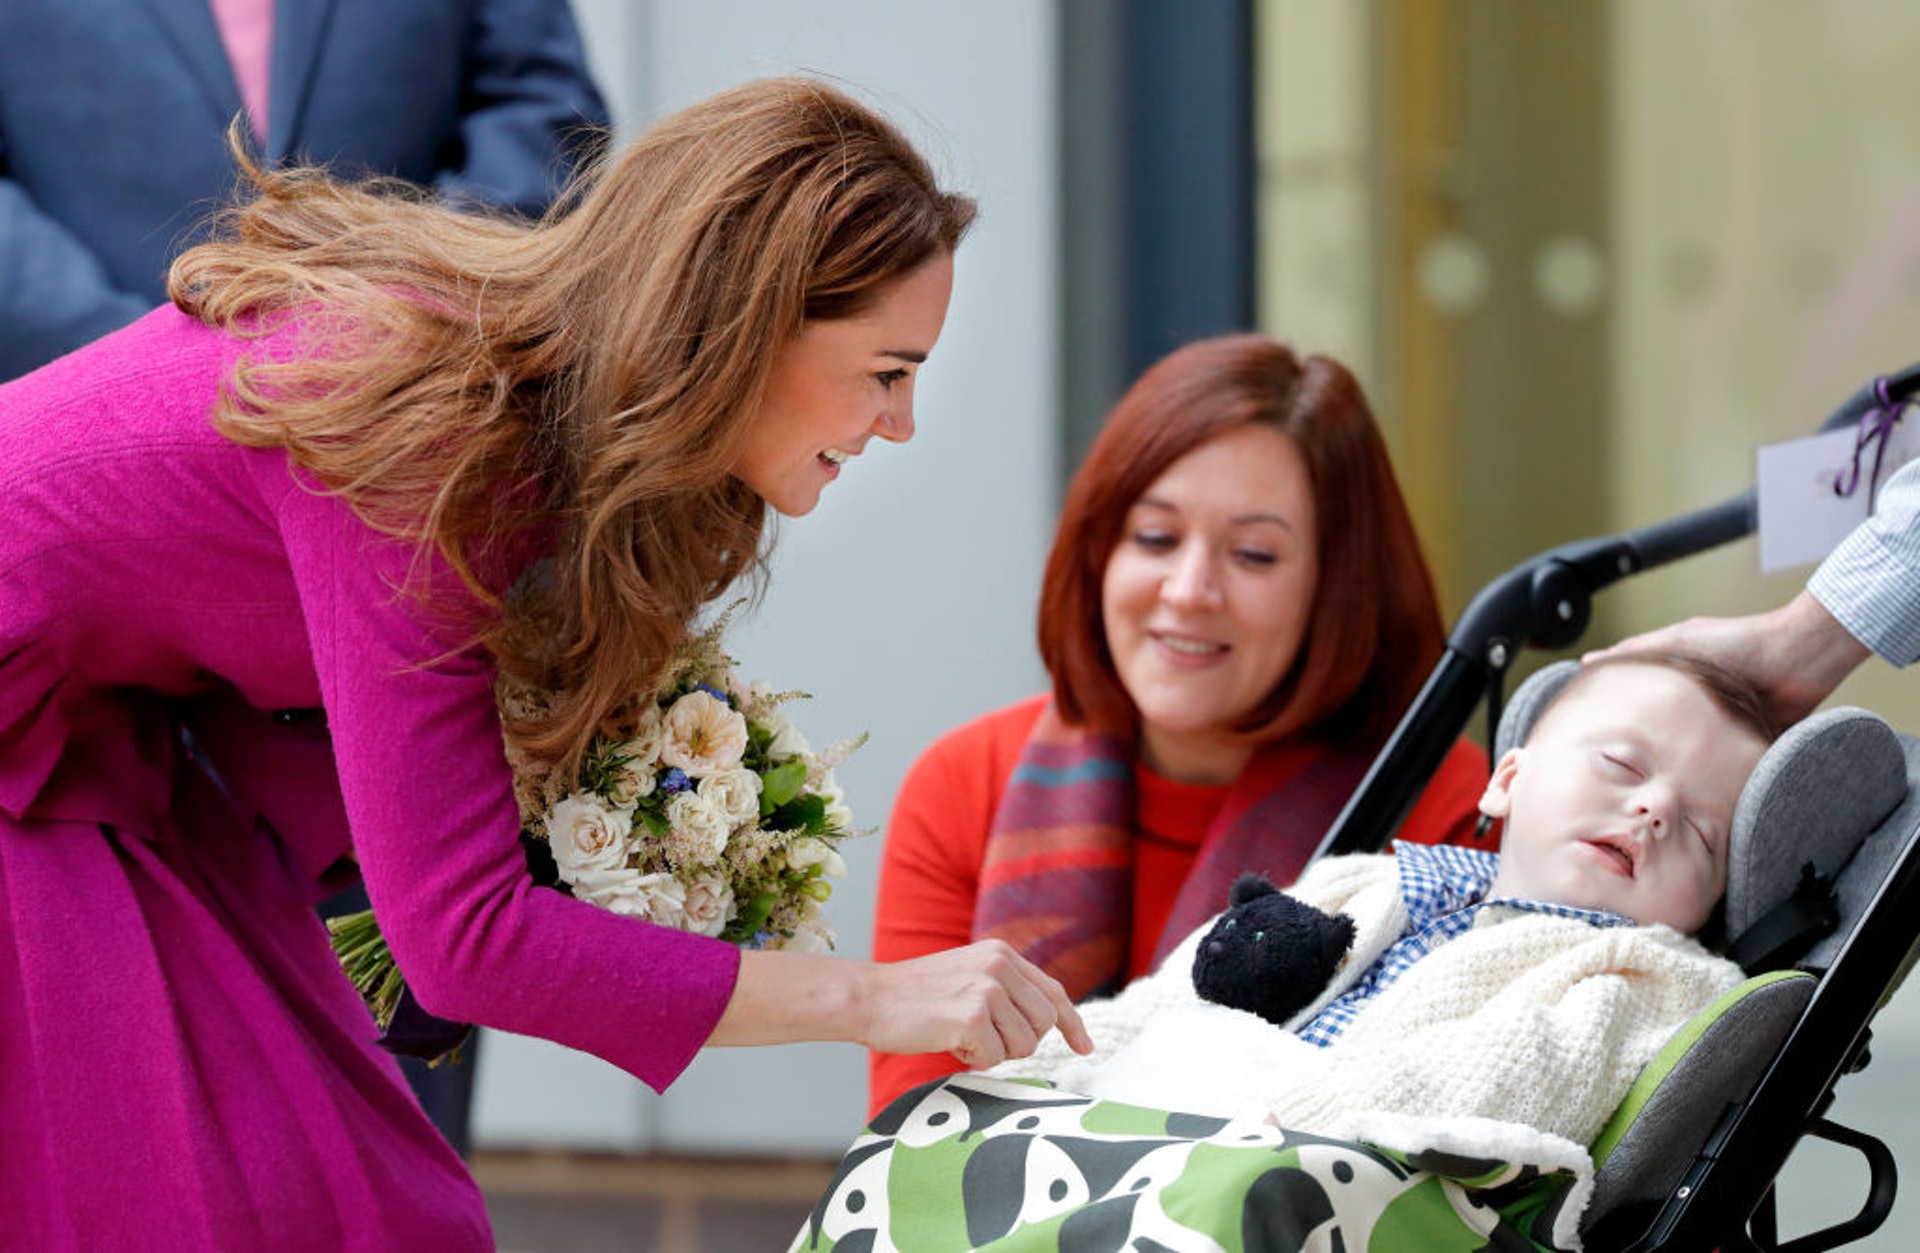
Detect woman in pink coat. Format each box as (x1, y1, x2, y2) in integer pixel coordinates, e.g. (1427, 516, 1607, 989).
(0, 76, 1086, 1250)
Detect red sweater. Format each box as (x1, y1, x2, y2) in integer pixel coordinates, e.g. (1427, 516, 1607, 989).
(867, 694, 1492, 1117)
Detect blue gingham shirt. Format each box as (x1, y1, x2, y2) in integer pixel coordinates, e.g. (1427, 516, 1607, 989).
(1295, 841, 1636, 1048)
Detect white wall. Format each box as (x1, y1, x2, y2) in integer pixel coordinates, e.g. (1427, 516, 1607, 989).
(473, 0, 1061, 1154)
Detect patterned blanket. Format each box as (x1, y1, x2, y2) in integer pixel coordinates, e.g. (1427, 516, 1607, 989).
(790, 1074, 1584, 1252)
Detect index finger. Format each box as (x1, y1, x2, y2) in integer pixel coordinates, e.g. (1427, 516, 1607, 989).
(1036, 974, 1093, 1055)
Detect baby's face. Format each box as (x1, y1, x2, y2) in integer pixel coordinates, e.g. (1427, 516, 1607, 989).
(1481, 664, 1769, 933)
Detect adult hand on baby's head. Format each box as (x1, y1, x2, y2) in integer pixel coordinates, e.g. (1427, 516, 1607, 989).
(863, 940, 1094, 1068)
(1591, 591, 1869, 728)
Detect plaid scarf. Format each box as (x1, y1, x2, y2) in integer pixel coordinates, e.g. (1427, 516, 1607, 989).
(969, 702, 1373, 1000)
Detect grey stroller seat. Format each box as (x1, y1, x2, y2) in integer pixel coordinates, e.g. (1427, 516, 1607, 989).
(1491, 661, 1912, 1251)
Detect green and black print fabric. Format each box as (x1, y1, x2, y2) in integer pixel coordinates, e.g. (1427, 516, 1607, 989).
(791, 1074, 1580, 1253)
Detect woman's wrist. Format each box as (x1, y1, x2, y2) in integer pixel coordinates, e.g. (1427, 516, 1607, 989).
(707, 950, 872, 1048)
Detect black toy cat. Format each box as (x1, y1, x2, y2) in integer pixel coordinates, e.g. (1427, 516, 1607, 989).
(1191, 872, 1356, 1027)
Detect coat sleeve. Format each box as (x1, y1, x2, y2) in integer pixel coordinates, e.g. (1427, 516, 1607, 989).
(433, 0, 610, 217)
(265, 458, 737, 1092)
(0, 168, 152, 378)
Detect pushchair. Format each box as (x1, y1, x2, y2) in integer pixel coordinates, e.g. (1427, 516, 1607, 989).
(793, 364, 1920, 1253)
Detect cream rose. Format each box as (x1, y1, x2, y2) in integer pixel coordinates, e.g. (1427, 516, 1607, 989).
(788, 836, 835, 873)
(545, 793, 633, 886)
(781, 917, 836, 954)
(814, 770, 856, 833)
(587, 871, 688, 929)
(603, 760, 657, 807)
(768, 718, 813, 762)
(681, 874, 736, 938)
(570, 864, 646, 912)
(623, 704, 665, 766)
(666, 791, 732, 866)
(661, 691, 748, 778)
(697, 768, 762, 826)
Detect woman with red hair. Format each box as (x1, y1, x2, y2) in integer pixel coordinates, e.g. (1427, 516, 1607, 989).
(869, 333, 1489, 1115)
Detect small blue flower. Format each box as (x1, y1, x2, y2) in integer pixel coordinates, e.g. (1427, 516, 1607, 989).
(696, 682, 731, 705)
(662, 768, 693, 794)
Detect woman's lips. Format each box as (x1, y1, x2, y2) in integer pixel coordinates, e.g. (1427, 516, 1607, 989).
(1148, 633, 1229, 668)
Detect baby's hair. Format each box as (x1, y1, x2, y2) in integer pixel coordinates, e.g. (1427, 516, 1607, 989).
(1540, 650, 1782, 745)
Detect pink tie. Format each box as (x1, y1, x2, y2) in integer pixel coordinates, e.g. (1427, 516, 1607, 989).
(208, 0, 275, 143)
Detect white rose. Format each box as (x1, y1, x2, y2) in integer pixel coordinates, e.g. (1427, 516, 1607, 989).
(623, 705, 665, 767)
(571, 864, 647, 912)
(545, 793, 633, 886)
(603, 753, 657, 807)
(781, 917, 836, 954)
(666, 791, 732, 866)
(788, 836, 835, 873)
(697, 768, 762, 826)
(681, 874, 736, 938)
(660, 691, 748, 777)
(590, 871, 688, 929)
(813, 771, 856, 832)
(768, 718, 813, 762)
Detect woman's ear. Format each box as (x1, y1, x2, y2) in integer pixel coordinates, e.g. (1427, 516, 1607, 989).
(1479, 747, 1524, 820)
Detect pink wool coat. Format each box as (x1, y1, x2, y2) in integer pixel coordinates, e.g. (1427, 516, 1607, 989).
(0, 306, 740, 1250)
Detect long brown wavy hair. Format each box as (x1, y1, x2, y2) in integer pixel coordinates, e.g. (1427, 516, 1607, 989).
(170, 76, 976, 778)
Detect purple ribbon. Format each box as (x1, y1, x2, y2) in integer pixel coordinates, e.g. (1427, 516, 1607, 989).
(1834, 377, 1908, 511)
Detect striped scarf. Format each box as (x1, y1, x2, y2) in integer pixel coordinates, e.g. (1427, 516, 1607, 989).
(969, 703, 1373, 1000)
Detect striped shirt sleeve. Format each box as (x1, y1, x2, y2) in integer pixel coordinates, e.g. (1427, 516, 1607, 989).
(1809, 457, 1920, 666)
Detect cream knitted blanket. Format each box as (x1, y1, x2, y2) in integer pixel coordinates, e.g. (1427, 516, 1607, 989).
(995, 852, 1743, 1180)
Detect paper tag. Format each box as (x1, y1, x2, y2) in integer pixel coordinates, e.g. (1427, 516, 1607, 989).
(1757, 418, 1920, 572)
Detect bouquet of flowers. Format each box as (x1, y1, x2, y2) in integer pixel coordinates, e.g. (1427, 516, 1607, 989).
(327, 607, 866, 1060)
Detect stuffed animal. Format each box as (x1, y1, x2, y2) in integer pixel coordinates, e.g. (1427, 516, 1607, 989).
(1192, 873, 1356, 1027)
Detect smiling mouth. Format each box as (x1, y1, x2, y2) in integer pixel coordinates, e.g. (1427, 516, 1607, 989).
(820, 449, 851, 466)
(1152, 634, 1229, 659)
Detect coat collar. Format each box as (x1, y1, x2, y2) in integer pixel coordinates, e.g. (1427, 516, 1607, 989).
(134, 0, 339, 160)
(267, 0, 338, 159)
(136, 0, 243, 134)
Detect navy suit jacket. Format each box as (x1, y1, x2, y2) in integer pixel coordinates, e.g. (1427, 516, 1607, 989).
(0, 0, 608, 378)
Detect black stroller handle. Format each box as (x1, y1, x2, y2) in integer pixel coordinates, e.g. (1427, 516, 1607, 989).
(1312, 360, 1920, 862)
(1818, 361, 1920, 435)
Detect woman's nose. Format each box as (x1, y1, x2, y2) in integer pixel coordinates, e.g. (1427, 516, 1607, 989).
(874, 405, 914, 443)
(1160, 545, 1223, 609)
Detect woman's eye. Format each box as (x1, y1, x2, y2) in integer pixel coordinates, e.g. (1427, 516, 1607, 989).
(875, 369, 909, 390)
(1234, 548, 1278, 569)
(1130, 530, 1177, 552)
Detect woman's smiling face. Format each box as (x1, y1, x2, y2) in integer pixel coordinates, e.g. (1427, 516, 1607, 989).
(1099, 423, 1319, 784)
(731, 253, 955, 517)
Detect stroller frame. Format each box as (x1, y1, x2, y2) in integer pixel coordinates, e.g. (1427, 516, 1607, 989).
(1312, 363, 1920, 1253)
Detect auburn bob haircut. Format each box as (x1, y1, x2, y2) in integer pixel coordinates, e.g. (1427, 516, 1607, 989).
(1037, 333, 1446, 749)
